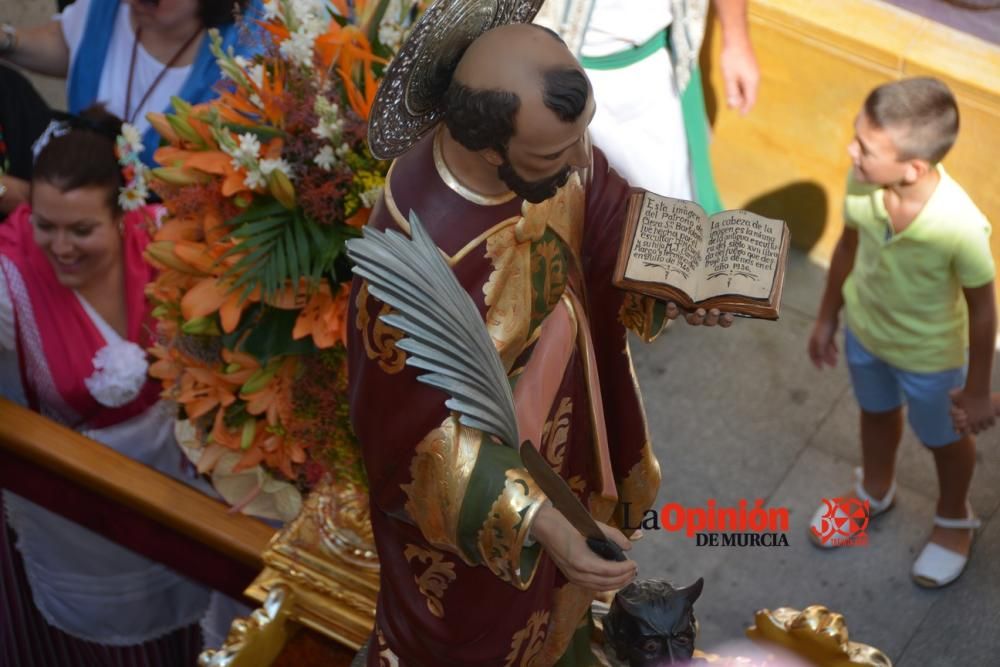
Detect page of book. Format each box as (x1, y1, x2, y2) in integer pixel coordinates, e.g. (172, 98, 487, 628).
(622, 194, 706, 300)
(696, 211, 784, 302)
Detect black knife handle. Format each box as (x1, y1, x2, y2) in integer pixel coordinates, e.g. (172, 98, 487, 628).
(586, 537, 627, 562)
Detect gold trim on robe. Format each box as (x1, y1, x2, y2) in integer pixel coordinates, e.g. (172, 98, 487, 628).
(479, 467, 548, 590)
(402, 415, 482, 564)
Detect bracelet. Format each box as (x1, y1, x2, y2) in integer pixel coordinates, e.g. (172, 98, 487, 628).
(0, 24, 17, 55)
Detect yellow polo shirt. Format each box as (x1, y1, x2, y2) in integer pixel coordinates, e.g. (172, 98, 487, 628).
(842, 166, 994, 372)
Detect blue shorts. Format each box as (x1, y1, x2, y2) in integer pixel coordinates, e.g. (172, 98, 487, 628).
(844, 328, 966, 447)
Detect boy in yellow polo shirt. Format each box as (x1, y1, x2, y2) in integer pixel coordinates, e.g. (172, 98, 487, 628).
(807, 78, 996, 587)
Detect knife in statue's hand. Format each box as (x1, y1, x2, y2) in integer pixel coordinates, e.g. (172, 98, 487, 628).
(520, 440, 627, 562)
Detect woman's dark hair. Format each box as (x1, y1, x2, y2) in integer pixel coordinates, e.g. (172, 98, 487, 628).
(32, 106, 125, 214)
(199, 0, 250, 28)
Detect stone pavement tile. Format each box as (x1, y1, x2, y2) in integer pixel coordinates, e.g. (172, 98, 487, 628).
(630, 305, 850, 509)
(808, 382, 1000, 520)
(687, 447, 940, 661)
(774, 250, 827, 320)
(896, 511, 1000, 667)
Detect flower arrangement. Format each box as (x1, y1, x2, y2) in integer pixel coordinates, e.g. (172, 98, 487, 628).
(115, 123, 150, 211)
(146, 0, 421, 520)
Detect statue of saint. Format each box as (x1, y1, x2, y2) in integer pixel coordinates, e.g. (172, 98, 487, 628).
(349, 2, 730, 664)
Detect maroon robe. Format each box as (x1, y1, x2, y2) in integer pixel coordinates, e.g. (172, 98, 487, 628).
(348, 129, 664, 666)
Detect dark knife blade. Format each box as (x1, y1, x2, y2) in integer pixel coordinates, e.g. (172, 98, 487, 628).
(520, 440, 626, 562)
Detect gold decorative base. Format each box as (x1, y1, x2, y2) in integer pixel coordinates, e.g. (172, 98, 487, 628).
(199, 586, 295, 667)
(244, 479, 379, 650)
(317, 482, 378, 569)
(746, 605, 892, 667)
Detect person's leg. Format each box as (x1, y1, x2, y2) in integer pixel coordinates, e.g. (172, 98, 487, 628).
(846, 328, 904, 501)
(903, 365, 975, 556)
(0, 64, 54, 179)
(928, 434, 976, 555)
(811, 329, 903, 546)
(859, 406, 904, 500)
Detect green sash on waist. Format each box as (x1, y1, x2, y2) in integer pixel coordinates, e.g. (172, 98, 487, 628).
(579, 27, 724, 214)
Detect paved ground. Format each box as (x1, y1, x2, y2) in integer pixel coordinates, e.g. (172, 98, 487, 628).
(630, 249, 1000, 666)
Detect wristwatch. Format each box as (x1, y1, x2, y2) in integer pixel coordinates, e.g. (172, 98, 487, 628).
(0, 24, 17, 55)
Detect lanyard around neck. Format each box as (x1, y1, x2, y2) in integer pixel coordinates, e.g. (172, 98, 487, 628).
(124, 26, 202, 124)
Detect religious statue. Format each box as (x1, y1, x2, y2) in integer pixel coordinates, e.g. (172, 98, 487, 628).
(346, 1, 732, 664)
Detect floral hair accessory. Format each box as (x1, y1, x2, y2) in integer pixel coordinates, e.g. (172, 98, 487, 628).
(115, 123, 150, 211)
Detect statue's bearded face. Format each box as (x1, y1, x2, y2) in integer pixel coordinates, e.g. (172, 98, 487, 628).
(496, 154, 572, 204)
(499, 89, 595, 203)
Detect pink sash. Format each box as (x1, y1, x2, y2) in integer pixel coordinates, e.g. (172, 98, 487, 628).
(0, 204, 160, 429)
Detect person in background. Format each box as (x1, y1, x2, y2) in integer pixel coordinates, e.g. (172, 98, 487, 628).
(0, 105, 211, 665)
(536, 0, 758, 210)
(807, 78, 996, 588)
(0, 0, 252, 214)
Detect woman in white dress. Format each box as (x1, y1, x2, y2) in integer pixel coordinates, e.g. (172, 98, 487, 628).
(0, 106, 211, 665)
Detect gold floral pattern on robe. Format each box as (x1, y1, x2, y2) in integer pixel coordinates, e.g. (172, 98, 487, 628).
(503, 610, 550, 667)
(402, 415, 481, 563)
(542, 398, 573, 473)
(355, 281, 407, 373)
(403, 544, 457, 619)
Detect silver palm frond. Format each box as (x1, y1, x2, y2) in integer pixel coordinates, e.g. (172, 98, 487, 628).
(345, 211, 520, 449)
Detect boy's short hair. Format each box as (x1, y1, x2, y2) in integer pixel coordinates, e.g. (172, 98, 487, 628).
(863, 77, 959, 164)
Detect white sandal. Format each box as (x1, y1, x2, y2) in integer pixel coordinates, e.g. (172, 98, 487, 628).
(911, 509, 981, 589)
(809, 467, 895, 549)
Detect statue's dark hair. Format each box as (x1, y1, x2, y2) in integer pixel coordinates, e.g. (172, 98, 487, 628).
(443, 67, 590, 153)
(32, 106, 125, 214)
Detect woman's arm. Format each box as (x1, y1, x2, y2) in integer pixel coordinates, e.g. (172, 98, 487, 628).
(1, 21, 70, 78)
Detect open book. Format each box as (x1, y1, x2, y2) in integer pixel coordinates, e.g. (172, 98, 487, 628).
(613, 191, 789, 320)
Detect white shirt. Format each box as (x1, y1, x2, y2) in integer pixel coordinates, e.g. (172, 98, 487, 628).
(581, 0, 673, 57)
(59, 0, 193, 136)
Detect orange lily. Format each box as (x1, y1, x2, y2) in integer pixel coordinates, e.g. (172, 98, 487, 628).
(175, 365, 241, 421)
(148, 344, 190, 392)
(156, 145, 250, 197)
(292, 283, 350, 348)
(218, 59, 287, 129)
(259, 426, 307, 480)
(181, 276, 260, 333)
(171, 240, 260, 333)
(241, 356, 298, 427)
(147, 112, 182, 144)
